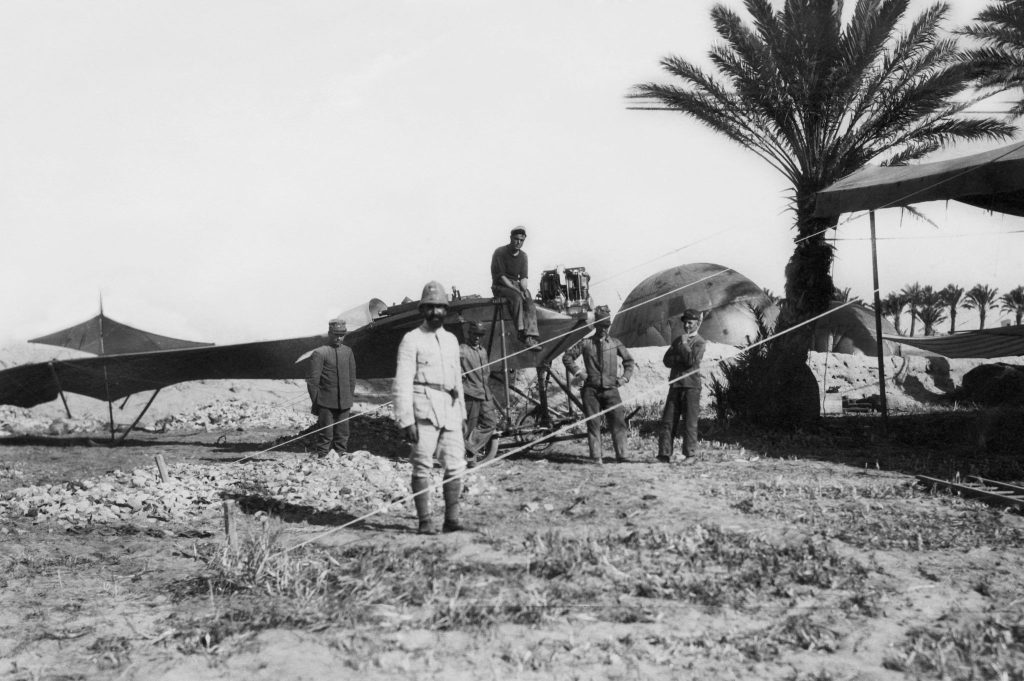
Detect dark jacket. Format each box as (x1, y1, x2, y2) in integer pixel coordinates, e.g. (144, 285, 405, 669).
(307, 343, 357, 411)
(663, 333, 706, 390)
(563, 333, 635, 390)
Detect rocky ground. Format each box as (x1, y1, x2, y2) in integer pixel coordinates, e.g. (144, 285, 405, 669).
(1, 344, 1023, 680)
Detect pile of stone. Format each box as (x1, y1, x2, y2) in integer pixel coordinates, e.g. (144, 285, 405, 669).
(0, 450, 494, 530)
(153, 399, 316, 432)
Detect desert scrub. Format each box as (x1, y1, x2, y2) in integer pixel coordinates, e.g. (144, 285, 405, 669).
(173, 521, 560, 646)
(884, 614, 1024, 680)
(721, 480, 1024, 551)
(523, 525, 869, 609)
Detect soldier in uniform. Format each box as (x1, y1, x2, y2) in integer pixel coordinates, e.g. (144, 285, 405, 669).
(306, 318, 358, 458)
(562, 305, 635, 463)
(460, 321, 497, 466)
(658, 309, 706, 463)
(394, 281, 467, 534)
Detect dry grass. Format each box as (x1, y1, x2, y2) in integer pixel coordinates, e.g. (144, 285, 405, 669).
(884, 614, 1024, 680)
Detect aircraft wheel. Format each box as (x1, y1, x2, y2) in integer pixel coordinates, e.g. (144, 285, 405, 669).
(513, 408, 554, 453)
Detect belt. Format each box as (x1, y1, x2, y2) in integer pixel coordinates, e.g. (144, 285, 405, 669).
(415, 381, 459, 401)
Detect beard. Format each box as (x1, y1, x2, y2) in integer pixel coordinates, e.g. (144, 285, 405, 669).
(424, 312, 445, 329)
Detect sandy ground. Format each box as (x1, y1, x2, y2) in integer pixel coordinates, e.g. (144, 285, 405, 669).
(1, 345, 1023, 679)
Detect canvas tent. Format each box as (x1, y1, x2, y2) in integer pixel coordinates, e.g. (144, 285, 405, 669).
(815, 140, 1024, 418)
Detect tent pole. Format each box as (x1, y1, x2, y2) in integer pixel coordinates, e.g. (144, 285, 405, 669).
(869, 210, 889, 431)
(48, 361, 72, 418)
(119, 389, 161, 443)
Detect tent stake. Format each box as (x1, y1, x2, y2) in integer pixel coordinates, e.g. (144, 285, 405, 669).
(869, 210, 889, 431)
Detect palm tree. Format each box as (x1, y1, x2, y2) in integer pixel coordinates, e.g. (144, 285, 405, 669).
(916, 285, 947, 335)
(630, 0, 1014, 326)
(964, 284, 1001, 329)
(938, 283, 965, 333)
(901, 282, 923, 336)
(960, 1, 1024, 115)
(832, 286, 852, 302)
(1000, 285, 1024, 324)
(881, 292, 907, 335)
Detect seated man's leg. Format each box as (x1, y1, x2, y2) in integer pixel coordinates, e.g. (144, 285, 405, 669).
(521, 296, 539, 339)
(492, 284, 527, 335)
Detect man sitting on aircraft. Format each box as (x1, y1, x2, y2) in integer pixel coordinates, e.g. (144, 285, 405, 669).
(306, 318, 358, 458)
(394, 281, 467, 534)
(491, 226, 542, 351)
(562, 305, 635, 464)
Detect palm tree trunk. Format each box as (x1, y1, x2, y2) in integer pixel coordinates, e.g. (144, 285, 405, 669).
(782, 199, 836, 326)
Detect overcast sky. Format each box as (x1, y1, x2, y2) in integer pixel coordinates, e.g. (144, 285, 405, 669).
(1, 0, 1017, 347)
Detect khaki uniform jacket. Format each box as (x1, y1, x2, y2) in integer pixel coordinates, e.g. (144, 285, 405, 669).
(460, 343, 492, 401)
(394, 324, 466, 430)
(563, 333, 635, 389)
(306, 343, 357, 411)
(663, 333, 706, 389)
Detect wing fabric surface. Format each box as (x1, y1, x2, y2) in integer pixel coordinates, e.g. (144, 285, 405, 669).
(0, 336, 324, 408)
(29, 313, 213, 355)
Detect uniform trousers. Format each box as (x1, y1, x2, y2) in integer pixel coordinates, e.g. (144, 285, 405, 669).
(315, 406, 350, 455)
(410, 421, 466, 481)
(582, 385, 627, 460)
(464, 396, 497, 458)
(658, 387, 700, 458)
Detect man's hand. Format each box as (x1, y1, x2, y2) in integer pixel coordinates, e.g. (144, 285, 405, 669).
(403, 424, 419, 444)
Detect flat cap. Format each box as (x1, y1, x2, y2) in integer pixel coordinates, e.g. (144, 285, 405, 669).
(510, 226, 527, 237)
(594, 305, 611, 322)
(680, 309, 702, 322)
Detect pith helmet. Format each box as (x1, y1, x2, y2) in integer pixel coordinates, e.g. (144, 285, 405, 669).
(419, 280, 450, 307)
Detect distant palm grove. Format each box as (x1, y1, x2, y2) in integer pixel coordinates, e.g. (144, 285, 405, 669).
(871, 283, 1024, 335)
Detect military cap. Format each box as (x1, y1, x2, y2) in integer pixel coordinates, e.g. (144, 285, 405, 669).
(328, 318, 347, 333)
(680, 309, 702, 322)
(510, 226, 527, 238)
(467, 320, 486, 335)
(594, 305, 612, 324)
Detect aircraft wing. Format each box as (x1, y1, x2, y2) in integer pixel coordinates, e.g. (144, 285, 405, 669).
(0, 296, 592, 409)
(0, 335, 325, 408)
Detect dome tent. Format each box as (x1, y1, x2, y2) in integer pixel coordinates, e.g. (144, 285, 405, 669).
(610, 263, 778, 347)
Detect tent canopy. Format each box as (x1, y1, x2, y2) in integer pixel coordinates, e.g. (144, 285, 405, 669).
(886, 326, 1024, 359)
(29, 313, 212, 355)
(814, 141, 1024, 218)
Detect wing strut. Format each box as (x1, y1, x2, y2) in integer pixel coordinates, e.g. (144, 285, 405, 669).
(47, 361, 72, 418)
(119, 389, 161, 443)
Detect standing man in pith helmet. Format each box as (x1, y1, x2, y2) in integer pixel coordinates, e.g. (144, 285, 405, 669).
(490, 226, 542, 351)
(394, 281, 468, 534)
(562, 305, 635, 464)
(658, 309, 706, 463)
(306, 318, 358, 458)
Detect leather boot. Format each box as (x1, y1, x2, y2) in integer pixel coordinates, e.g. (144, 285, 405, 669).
(442, 478, 464, 532)
(411, 477, 435, 535)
